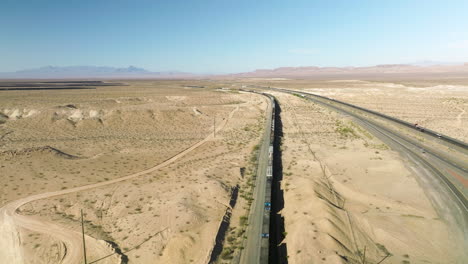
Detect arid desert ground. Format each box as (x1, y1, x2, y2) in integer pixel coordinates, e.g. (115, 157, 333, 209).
(0, 81, 270, 263)
(1, 78, 467, 264)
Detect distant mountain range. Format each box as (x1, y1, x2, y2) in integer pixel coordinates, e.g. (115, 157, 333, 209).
(227, 63, 468, 79)
(0, 66, 195, 79)
(1, 63, 468, 79)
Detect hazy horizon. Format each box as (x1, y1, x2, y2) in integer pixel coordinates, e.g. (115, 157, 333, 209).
(2, 60, 468, 76)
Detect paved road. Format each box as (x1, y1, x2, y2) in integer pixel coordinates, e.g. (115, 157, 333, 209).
(239, 95, 273, 264)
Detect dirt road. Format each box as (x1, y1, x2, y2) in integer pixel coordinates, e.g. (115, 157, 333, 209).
(0, 106, 239, 264)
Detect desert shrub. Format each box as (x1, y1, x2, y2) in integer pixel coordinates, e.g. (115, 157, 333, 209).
(239, 216, 248, 226)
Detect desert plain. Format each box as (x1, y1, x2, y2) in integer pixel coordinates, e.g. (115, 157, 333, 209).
(0, 78, 467, 264)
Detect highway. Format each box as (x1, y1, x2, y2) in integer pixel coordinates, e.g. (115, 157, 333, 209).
(261, 87, 468, 212)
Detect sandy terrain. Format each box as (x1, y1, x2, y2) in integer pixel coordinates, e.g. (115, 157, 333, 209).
(0, 82, 269, 263)
(271, 92, 466, 264)
(2, 78, 465, 264)
(238, 78, 468, 143)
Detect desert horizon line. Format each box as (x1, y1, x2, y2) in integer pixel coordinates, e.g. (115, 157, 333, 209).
(2, 61, 468, 76)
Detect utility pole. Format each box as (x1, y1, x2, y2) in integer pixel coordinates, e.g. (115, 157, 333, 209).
(81, 209, 87, 264)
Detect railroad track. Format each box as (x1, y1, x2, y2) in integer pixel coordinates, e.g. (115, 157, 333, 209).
(238, 91, 276, 264)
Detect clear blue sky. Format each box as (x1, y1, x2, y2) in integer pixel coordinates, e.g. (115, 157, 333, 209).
(1, 0, 467, 73)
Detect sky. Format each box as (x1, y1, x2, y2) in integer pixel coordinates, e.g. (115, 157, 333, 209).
(1, 0, 468, 73)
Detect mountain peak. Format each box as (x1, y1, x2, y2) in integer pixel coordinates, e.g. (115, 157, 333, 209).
(115, 66, 148, 73)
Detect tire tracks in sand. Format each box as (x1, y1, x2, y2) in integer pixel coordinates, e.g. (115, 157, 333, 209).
(455, 106, 465, 127)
